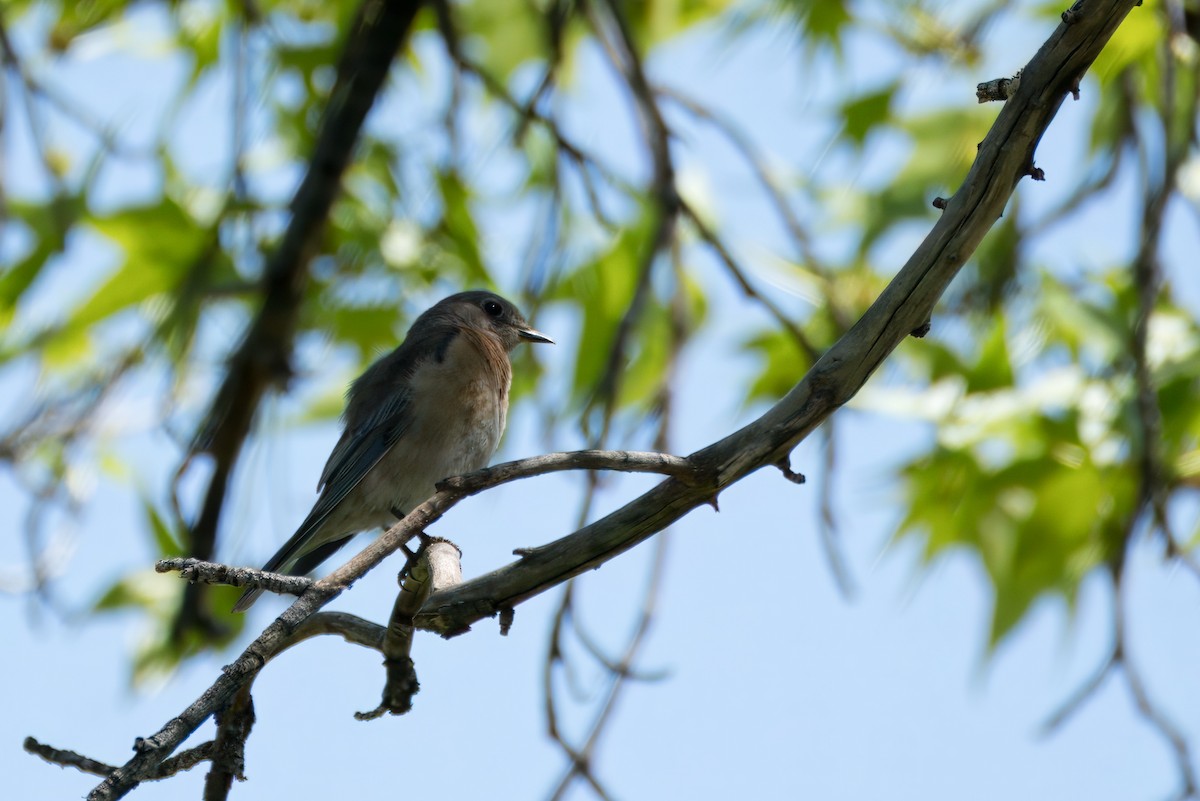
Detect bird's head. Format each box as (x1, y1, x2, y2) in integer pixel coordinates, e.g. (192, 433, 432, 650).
(431, 291, 553, 351)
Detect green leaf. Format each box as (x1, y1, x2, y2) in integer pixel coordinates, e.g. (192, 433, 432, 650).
(860, 107, 993, 250)
(456, 0, 547, 80)
(73, 200, 209, 330)
(626, 0, 737, 46)
(94, 572, 157, 612)
(48, 0, 128, 50)
(895, 368, 1137, 647)
(743, 327, 813, 404)
(776, 0, 852, 49)
(551, 210, 651, 404)
(958, 211, 1021, 313)
(840, 83, 896, 147)
(94, 571, 246, 685)
(1090, 1, 1163, 86)
(0, 195, 83, 330)
(433, 171, 491, 285)
(1035, 272, 1128, 363)
(312, 302, 407, 362)
(966, 317, 1013, 393)
(144, 498, 184, 558)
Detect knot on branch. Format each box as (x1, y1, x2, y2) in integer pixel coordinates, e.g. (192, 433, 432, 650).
(1061, 2, 1084, 24)
(360, 538, 463, 718)
(976, 69, 1022, 103)
(775, 456, 806, 485)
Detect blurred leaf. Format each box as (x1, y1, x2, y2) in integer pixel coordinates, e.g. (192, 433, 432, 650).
(94, 571, 161, 612)
(41, 325, 95, 370)
(1090, 0, 1163, 86)
(840, 83, 896, 147)
(0, 196, 83, 330)
(73, 200, 210, 331)
(144, 498, 184, 558)
(743, 326, 812, 404)
(626, 0, 737, 45)
(551, 209, 652, 404)
(433, 170, 491, 285)
(1034, 272, 1128, 364)
(965, 316, 1013, 393)
(48, 0, 128, 50)
(176, 0, 227, 87)
(953, 211, 1021, 314)
(312, 302, 407, 362)
(95, 571, 245, 685)
(1088, 76, 1134, 153)
(776, 0, 852, 48)
(457, 0, 547, 79)
(900, 441, 1132, 645)
(860, 107, 993, 250)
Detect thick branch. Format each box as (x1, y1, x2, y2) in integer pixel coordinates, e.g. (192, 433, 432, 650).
(413, 0, 1143, 635)
(356, 538, 463, 719)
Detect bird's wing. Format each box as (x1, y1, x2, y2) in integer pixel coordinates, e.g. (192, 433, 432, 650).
(267, 385, 415, 573)
(313, 324, 459, 497)
(231, 385, 416, 613)
(233, 327, 457, 613)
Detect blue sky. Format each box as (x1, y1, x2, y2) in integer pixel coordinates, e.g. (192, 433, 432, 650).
(5, 3, 1199, 799)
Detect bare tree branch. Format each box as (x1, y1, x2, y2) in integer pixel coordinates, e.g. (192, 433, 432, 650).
(547, 534, 669, 801)
(437, 450, 702, 491)
(24, 738, 119, 779)
(157, 558, 314, 598)
(202, 686, 254, 801)
(356, 537, 463, 719)
(417, 0, 1145, 636)
(24, 737, 215, 782)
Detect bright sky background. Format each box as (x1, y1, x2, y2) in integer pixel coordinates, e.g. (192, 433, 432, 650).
(5, 3, 1199, 800)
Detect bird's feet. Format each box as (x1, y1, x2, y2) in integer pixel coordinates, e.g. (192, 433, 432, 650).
(399, 531, 433, 579)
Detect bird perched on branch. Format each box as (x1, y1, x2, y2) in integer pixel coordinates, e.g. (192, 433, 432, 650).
(233, 291, 552, 612)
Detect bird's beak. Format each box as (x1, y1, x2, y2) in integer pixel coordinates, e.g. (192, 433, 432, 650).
(518, 327, 554, 345)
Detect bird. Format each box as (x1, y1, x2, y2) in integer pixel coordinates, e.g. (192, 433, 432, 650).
(233, 290, 552, 612)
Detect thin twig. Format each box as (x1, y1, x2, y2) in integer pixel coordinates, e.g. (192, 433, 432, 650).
(436, 450, 702, 494)
(679, 198, 820, 363)
(1116, 563, 1199, 798)
(24, 738, 216, 781)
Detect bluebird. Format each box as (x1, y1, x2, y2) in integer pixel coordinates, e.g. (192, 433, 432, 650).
(233, 291, 552, 611)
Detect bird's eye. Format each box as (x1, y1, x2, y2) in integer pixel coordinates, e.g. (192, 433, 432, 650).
(483, 299, 503, 317)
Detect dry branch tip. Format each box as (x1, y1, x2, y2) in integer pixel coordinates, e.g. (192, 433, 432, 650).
(775, 457, 807, 485)
(976, 70, 1021, 103)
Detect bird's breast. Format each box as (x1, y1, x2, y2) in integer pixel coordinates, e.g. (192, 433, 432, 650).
(407, 328, 512, 478)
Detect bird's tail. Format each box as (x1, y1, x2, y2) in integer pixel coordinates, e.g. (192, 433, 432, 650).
(232, 532, 356, 613)
(231, 587, 265, 613)
(231, 544, 296, 613)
